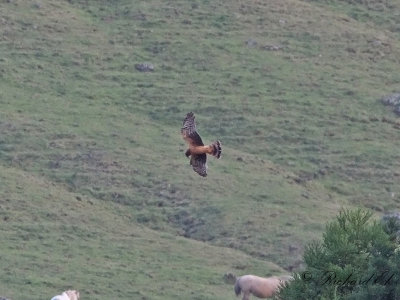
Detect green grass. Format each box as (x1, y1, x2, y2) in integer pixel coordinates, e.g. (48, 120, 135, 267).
(0, 165, 285, 299)
(0, 0, 399, 298)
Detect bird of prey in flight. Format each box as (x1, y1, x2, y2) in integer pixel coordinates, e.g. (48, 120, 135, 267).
(181, 112, 222, 177)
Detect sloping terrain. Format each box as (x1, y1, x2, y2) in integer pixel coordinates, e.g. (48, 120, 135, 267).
(0, 0, 399, 298)
(0, 164, 285, 299)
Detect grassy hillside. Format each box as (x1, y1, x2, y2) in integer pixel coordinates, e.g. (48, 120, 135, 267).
(0, 164, 285, 299)
(0, 0, 399, 298)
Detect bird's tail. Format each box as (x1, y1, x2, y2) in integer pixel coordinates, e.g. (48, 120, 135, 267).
(209, 140, 222, 159)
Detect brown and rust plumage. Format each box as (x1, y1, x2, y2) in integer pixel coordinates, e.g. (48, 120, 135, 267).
(181, 112, 222, 177)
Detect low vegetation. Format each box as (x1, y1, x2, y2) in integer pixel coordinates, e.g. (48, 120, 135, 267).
(280, 209, 400, 299)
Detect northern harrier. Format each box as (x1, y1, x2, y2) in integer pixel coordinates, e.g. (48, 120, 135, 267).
(181, 112, 222, 177)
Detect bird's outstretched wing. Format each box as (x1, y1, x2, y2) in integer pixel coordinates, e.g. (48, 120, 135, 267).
(190, 153, 207, 177)
(181, 112, 204, 146)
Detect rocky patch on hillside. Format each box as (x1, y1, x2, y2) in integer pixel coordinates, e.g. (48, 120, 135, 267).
(381, 93, 400, 116)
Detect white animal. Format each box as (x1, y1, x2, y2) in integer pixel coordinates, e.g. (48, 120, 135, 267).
(234, 275, 293, 299)
(51, 290, 80, 300)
